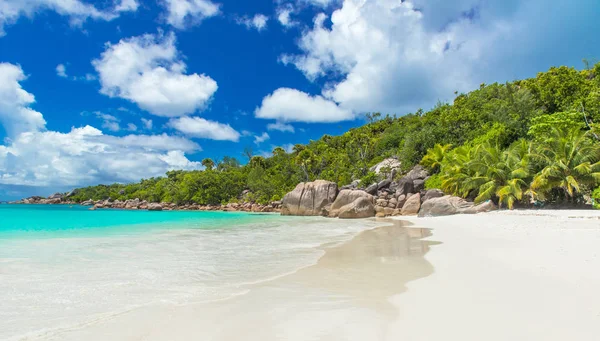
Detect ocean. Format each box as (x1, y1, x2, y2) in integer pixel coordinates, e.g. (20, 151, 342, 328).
(0, 204, 389, 340)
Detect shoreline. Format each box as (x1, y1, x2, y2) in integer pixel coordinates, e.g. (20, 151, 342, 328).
(27, 218, 437, 341)
(4, 200, 283, 213)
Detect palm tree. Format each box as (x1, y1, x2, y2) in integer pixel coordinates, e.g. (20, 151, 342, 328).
(440, 141, 532, 209)
(421, 143, 452, 173)
(440, 146, 476, 198)
(530, 127, 600, 202)
(201, 158, 215, 171)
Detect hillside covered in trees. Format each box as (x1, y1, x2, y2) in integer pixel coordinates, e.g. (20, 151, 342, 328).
(69, 62, 600, 209)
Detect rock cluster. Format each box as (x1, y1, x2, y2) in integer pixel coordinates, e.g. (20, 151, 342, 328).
(280, 164, 497, 219)
(13, 193, 281, 213)
(84, 199, 282, 213)
(12, 193, 76, 205)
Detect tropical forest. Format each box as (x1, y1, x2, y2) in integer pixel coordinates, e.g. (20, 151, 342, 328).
(69, 62, 600, 209)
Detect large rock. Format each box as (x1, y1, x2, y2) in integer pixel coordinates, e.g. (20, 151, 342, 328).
(338, 197, 376, 219)
(460, 200, 497, 214)
(369, 158, 401, 175)
(377, 179, 391, 190)
(418, 195, 497, 217)
(48, 193, 63, 200)
(413, 179, 425, 192)
(422, 189, 444, 202)
(401, 193, 421, 215)
(365, 183, 378, 195)
(396, 194, 406, 209)
(329, 189, 373, 217)
(281, 180, 338, 216)
(405, 165, 429, 181)
(341, 180, 361, 190)
(81, 199, 94, 206)
(147, 203, 163, 211)
(395, 178, 414, 197)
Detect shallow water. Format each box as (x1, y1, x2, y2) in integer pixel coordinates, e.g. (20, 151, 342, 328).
(48, 220, 439, 341)
(0, 205, 392, 340)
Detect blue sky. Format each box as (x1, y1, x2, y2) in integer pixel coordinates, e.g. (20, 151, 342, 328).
(1, 0, 599, 199)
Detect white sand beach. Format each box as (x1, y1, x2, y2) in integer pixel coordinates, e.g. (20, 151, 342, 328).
(27, 210, 600, 341)
(391, 210, 600, 340)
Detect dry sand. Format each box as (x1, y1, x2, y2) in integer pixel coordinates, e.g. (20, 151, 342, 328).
(391, 209, 600, 340)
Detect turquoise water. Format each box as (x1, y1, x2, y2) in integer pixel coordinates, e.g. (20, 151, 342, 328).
(0, 204, 381, 340)
(0, 204, 272, 238)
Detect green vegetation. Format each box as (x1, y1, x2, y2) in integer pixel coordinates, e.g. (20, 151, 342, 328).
(593, 187, 600, 209)
(70, 62, 600, 208)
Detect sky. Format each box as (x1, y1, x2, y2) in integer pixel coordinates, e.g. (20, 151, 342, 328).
(1, 0, 599, 200)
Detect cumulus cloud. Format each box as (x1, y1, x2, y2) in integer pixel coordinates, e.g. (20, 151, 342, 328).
(236, 14, 269, 31)
(283, 0, 600, 115)
(267, 121, 295, 133)
(255, 87, 353, 123)
(0, 127, 201, 187)
(0, 62, 201, 189)
(0, 0, 138, 36)
(161, 0, 220, 29)
(0, 63, 46, 138)
(93, 32, 218, 117)
(56, 64, 67, 78)
(253, 132, 269, 144)
(168, 116, 240, 141)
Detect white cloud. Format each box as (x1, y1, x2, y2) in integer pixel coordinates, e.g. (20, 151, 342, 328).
(284, 0, 600, 115)
(0, 126, 201, 187)
(93, 32, 218, 117)
(101, 120, 120, 132)
(56, 64, 67, 78)
(0, 0, 138, 36)
(141, 118, 153, 130)
(115, 0, 139, 12)
(126, 123, 138, 131)
(161, 0, 220, 29)
(236, 14, 269, 31)
(0, 62, 201, 188)
(276, 5, 296, 28)
(255, 87, 353, 123)
(0, 63, 46, 138)
(94, 111, 120, 132)
(168, 116, 240, 141)
(267, 121, 295, 133)
(253, 132, 269, 145)
(83, 73, 96, 81)
(301, 0, 337, 8)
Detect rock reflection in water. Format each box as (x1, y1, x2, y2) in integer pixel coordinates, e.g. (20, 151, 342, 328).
(267, 219, 439, 315)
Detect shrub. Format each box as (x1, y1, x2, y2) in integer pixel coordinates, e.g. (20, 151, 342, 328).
(593, 187, 600, 209)
(360, 171, 378, 187)
(424, 174, 443, 190)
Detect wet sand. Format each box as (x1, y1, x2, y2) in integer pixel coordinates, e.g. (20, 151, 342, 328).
(45, 220, 438, 341)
